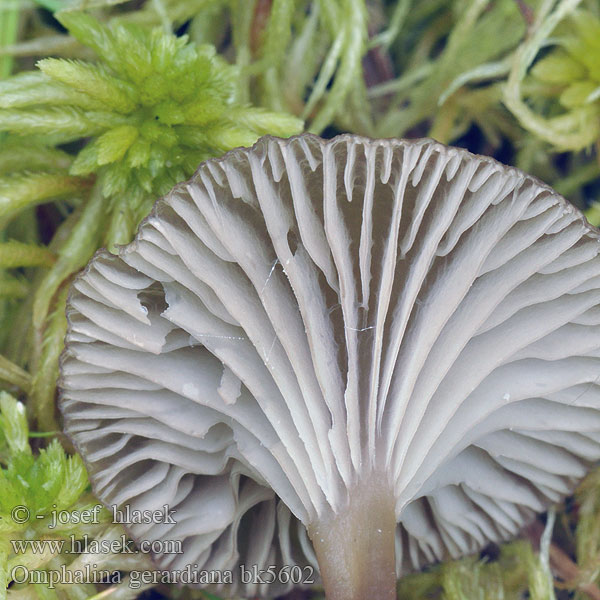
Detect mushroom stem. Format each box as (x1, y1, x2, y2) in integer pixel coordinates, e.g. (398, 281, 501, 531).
(308, 471, 397, 600)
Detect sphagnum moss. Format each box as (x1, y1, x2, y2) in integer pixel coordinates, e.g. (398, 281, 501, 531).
(0, 10, 302, 430)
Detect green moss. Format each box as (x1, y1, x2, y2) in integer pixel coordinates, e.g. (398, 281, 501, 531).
(1, 1, 600, 598)
(0, 12, 302, 229)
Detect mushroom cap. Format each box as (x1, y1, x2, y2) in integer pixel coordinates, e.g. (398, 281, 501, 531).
(60, 134, 600, 597)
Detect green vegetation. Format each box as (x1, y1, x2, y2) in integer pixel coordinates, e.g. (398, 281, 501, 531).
(0, 392, 157, 600)
(1, 0, 600, 598)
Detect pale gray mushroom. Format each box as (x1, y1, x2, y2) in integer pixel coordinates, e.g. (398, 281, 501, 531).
(59, 134, 600, 600)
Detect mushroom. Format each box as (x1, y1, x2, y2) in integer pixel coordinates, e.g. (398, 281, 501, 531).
(59, 134, 600, 600)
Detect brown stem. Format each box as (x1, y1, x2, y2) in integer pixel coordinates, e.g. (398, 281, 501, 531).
(308, 471, 397, 600)
(514, 0, 534, 27)
(524, 519, 600, 600)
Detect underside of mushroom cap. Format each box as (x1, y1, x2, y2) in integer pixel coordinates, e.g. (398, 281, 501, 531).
(60, 134, 600, 598)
